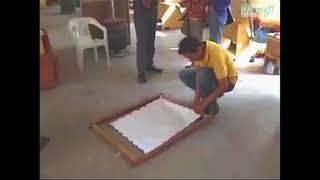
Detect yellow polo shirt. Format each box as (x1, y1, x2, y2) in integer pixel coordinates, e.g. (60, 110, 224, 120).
(193, 41, 238, 85)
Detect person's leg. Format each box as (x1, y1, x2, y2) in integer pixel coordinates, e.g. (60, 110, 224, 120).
(217, 78, 236, 98)
(180, 18, 189, 36)
(146, 16, 157, 69)
(133, 14, 148, 81)
(208, 10, 224, 44)
(225, 79, 236, 92)
(189, 19, 204, 40)
(179, 68, 219, 114)
(183, 18, 192, 68)
(146, 7, 163, 73)
(197, 68, 219, 114)
(179, 67, 197, 89)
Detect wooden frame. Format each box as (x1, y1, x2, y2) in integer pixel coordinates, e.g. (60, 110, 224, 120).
(89, 94, 210, 166)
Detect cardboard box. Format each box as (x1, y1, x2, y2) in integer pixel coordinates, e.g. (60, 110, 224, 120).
(158, 2, 170, 19)
(160, 4, 183, 30)
(266, 33, 280, 61)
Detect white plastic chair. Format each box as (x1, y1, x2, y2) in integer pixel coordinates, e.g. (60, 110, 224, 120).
(68, 17, 110, 72)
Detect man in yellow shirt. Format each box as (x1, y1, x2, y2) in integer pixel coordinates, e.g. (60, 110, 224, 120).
(178, 37, 238, 115)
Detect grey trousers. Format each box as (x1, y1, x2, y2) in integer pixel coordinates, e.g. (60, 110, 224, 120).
(133, 11, 157, 73)
(181, 18, 205, 40)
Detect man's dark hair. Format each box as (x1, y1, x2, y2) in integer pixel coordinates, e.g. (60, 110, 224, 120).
(178, 37, 202, 54)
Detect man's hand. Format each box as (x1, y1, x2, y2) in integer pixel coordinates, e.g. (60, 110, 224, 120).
(142, 0, 152, 8)
(193, 68, 204, 114)
(192, 94, 210, 115)
(192, 99, 208, 115)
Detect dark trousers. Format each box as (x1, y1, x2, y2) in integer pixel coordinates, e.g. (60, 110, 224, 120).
(133, 11, 157, 73)
(179, 68, 235, 114)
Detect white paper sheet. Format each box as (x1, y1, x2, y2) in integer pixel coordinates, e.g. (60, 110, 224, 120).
(110, 97, 200, 154)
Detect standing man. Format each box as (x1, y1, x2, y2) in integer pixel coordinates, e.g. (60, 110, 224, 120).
(207, 0, 231, 44)
(133, 0, 163, 83)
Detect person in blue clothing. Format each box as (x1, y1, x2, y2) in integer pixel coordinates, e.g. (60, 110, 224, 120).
(207, 0, 231, 44)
